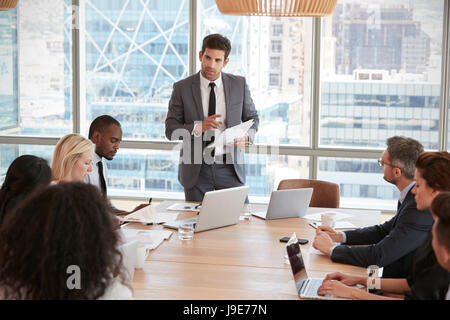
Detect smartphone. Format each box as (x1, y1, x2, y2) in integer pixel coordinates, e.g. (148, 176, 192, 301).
(279, 237, 309, 245)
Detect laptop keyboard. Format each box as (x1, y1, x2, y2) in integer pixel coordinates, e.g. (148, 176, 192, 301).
(303, 279, 323, 297)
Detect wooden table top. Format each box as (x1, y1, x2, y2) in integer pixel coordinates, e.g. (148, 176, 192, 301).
(124, 201, 381, 300)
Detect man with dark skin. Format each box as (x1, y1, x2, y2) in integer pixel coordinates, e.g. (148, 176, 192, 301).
(86, 115, 148, 215)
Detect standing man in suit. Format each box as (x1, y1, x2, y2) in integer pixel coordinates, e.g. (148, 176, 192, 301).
(165, 34, 259, 201)
(86, 115, 148, 215)
(313, 136, 433, 278)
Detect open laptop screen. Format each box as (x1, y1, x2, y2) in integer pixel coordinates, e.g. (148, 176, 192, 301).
(286, 242, 308, 293)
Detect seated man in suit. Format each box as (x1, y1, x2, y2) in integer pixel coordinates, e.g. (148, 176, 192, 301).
(313, 136, 433, 278)
(86, 115, 148, 215)
(165, 33, 259, 202)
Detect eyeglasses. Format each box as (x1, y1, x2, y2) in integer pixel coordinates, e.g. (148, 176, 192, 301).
(378, 158, 395, 167)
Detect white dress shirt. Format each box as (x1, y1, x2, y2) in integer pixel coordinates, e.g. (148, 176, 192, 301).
(199, 72, 227, 131)
(85, 152, 108, 195)
(191, 73, 229, 155)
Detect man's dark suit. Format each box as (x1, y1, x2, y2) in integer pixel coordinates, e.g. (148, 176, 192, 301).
(331, 189, 433, 278)
(165, 71, 259, 190)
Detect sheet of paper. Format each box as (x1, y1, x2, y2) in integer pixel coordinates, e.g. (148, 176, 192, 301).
(307, 246, 328, 256)
(207, 119, 254, 155)
(167, 203, 201, 212)
(303, 210, 354, 222)
(120, 229, 173, 250)
(121, 205, 179, 224)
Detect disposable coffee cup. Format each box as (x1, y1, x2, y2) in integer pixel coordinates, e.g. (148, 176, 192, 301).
(321, 212, 336, 228)
(135, 245, 148, 269)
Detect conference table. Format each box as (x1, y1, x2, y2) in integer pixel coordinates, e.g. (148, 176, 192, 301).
(124, 201, 381, 300)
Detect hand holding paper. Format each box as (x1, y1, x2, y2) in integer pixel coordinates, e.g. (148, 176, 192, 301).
(207, 119, 254, 154)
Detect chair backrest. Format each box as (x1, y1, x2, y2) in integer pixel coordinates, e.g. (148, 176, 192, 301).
(277, 179, 340, 208)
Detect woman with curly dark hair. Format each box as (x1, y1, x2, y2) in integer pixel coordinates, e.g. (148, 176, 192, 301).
(0, 182, 132, 299)
(0, 155, 52, 225)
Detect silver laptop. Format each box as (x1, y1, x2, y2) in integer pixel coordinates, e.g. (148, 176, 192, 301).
(252, 188, 313, 220)
(118, 240, 138, 285)
(286, 241, 343, 300)
(163, 186, 249, 232)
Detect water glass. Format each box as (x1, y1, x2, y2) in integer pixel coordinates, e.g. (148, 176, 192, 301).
(239, 203, 252, 221)
(178, 222, 195, 240)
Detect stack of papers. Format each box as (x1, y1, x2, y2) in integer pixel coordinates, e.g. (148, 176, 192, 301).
(119, 205, 179, 224)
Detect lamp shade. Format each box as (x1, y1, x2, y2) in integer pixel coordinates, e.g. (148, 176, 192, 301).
(0, 0, 18, 11)
(215, 0, 337, 17)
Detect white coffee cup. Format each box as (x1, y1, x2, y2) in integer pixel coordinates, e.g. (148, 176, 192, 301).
(135, 245, 148, 269)
(321, 212, 336, 228)
(178, 222, 195, 240)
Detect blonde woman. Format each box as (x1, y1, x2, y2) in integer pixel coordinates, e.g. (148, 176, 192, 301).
(52, 134, 94, 183)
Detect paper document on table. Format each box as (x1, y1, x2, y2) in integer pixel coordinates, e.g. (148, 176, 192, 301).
(207, 119, 254, 155)
(309, 221, 357, 229)
(167, 202, 201, 212)
(120, 229, 173, 250)
(307, 246, 328, 256)
(120, 205, 179, 224)
(303, 211, 354, 222)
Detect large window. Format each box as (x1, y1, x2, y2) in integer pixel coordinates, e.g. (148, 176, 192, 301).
(198, 0, 313, 147)
(317, 0, 445, 207)
(1, 0, 449, 210)
(320, 0, 444, 149)
(0, 0, 73, 137)
(84, 0, 189, 140)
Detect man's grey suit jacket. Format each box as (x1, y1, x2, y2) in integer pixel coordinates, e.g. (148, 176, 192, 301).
(165, 72, 259, 189)
(331, 190, 434, 278)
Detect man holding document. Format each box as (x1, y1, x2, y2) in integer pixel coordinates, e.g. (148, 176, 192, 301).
(165, 33, 259, 201)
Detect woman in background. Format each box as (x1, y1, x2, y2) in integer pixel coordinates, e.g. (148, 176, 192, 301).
(51, 133, 94, 183)
(430, 192, 450, 300)
(0, 155, 51, 225)
(0, 182, 132, 299)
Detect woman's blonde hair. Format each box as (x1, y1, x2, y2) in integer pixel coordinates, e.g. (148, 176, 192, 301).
(52, 134, 94, 182)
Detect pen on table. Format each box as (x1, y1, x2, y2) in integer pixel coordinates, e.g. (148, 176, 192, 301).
(309, 222, 319, 229)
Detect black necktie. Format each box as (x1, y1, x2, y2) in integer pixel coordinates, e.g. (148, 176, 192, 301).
(97, 161, 107, 196)
(208, 82, 216, 116)
(208, 82, 216, 157)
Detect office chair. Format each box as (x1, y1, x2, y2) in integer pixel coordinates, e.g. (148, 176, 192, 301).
(277, 179, 340, 208)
